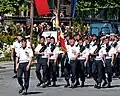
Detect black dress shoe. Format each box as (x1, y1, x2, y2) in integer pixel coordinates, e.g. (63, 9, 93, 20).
(94, 84, 98, 88)
(12, 75, 17, 78)
(46, 81, 51, 86)
(36, 82, 42, 87)
(108, 82, 111, 88)
(102, 81, 107, 87)
(52, 82, 57, 87)
(80, 82, 84, 87)
(97, 83, 101, 89)
(22, 89, 27, 95)
(113, 75, 117, 78)
(64, 83, 70, 88)
(42, 83, 46, 88)
(70, 83, 75, 88)
(74, 81, 80, 87)
(19, 87, 24, 94)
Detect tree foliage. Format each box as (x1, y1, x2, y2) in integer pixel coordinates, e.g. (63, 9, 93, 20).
(77, 0, 120, 11)
(0, 0, 29, 15)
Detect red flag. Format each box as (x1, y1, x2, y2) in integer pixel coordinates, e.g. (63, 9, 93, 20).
(58, 28, 67, 52)
(35, 0, 50, 15)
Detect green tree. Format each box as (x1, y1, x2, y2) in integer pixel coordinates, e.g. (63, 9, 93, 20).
(0, 0, 29, 15)
(76, 0, 120, 20)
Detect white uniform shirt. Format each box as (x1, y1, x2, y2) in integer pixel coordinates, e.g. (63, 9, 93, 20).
(65, 40, 69, 46)
(106, 47, 116, 59)
(34, 44, 42, 52)
(46, 46, 59, 59)
(109, 41, 113, 46)
(27, 40, 31, 48)
(75, 41, 78, 46)
(95, 47, 106, 60)
(116, 44, 120, 53)
(117, 40, 120, 46)
(35, 44, 48, 58)
(16, 47, 33, 63)
(78, 48, 89, 60)
(89, 41, 96, 49)
(12, 40, 22, 54)
(89, 45, 97, 54)
(83, 42, 86, 46)
(66, 45, 79, 60)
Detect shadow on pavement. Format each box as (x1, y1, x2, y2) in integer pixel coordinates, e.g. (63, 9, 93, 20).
(27, 91, 43, 95)
(84, 84, 94, 87)
(102, 84, 120, 89)
(111, 85, 120, 88)
(74, 84, 94, 88)
(48, 84, 65, 87)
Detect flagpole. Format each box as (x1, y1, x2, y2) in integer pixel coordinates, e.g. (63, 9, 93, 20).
(30, 0, 34, 45)
(57, 0, 60, 26)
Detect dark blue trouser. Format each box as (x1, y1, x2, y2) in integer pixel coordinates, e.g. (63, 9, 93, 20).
(92, 60, 104, 83)
(76, 60, 86, 82)
(105, 59, 113, 82)
(17, 62, 30, 89)
(60, 54, 65, 75)
(13, 53, 17, 74)
(70, 60, 77, 83)
(47, 59, 57, 82)
(116, 54, 120, 76)
(36, 58, 48, 83)
(64, 60, 76, 83)
(87, 58, 94, 76)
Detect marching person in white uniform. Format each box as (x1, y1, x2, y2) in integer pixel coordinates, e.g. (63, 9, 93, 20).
(75, 39, 89, 87)
(11, 33, 22, 78)
(47, 37, 59, 87)
(16, 38, 33, 95)
(64, 38, 79, 88)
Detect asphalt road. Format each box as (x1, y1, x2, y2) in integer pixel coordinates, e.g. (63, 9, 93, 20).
(0, 70, 120, 96)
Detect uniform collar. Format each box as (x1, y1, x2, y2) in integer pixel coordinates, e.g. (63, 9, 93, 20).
(22, 46, 27, 50)
(17, 40, 21, 43)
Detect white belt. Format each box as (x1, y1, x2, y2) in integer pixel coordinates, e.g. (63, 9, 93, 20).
(78, 57, 86, 60)
(95, 58, 102, 60)
(69, 57, 75, 60)
(50, 58, 55, 60)
(19, 60, 29, 63)
(50, 57, 55, 59)
(95, 56, 102, 60)
(41, 56, 47, 58)
(106, 56, 112, 59)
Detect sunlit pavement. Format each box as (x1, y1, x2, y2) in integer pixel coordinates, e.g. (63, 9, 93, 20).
(0, 69, 120, 96)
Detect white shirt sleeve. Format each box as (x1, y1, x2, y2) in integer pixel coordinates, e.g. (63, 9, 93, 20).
(102, 48, 107, 55)
(54, 47, 60, 54)
(11, 42, 15, 49)
(29, 49, 33, 57)
(75, 47, 80, 54)
(89, 45, 97, 54)
(66, 45, 70, 52)
(85, 48, 89, 56)
(110, 47, 116, 54)
(34, 44, 41, 52)
(16, 48, 20, 57)
(46, 47, 51, 53)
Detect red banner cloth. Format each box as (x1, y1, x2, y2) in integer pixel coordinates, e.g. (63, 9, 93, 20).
(58, 29, 67, 52)
(35, 0, 50, 15)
